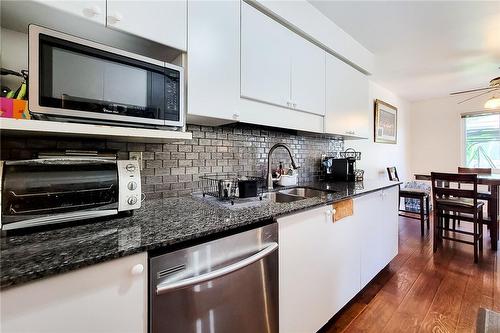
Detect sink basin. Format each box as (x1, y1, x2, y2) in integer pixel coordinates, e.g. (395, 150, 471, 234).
(263, 187, 334, 203)
(278, 187, 329, 198)
(265, 192, 307, 203)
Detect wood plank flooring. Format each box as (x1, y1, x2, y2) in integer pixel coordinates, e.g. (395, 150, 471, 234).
(321, 215, 499, 333)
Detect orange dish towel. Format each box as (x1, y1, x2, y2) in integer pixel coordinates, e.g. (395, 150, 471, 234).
(332, 198, 353, 222)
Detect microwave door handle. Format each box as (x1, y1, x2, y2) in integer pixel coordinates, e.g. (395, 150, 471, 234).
(155, 242, 278, 295)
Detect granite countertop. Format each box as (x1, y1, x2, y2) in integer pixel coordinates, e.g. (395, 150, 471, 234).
(0, 180, 400, 289)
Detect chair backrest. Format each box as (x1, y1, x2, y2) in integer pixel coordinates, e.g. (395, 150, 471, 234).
(431, 172, 478, 207)
(458, 167, 492, 175)
(387, 167, 399, 181)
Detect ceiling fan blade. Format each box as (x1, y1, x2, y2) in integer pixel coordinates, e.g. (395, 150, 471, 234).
(450, 87, 497, 95)
(457, 89, 497, 104)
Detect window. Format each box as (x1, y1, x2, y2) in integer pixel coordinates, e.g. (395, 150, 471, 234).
(463, 113, 500, 170)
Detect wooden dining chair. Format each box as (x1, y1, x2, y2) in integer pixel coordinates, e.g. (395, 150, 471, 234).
(431, 172, 484, 263)
(387, 167, 430, 236)
(458, 167, 493, 229)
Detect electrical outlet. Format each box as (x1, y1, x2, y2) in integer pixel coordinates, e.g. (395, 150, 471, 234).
(129, 152, 143, 170)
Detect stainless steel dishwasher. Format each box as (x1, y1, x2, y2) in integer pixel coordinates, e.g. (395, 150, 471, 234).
(150, 223, 278, 333)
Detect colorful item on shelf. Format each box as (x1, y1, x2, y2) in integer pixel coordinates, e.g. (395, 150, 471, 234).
(0, 97, 13, 118)
(0, 98, 30, 119)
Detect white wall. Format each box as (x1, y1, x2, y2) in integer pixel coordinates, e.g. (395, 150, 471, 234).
(0, 28, 28, 90)
(348, 81, 412, 181)
(410, 93, 496, 175)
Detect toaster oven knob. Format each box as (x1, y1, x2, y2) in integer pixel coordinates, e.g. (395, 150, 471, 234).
(127, 181, 138, 191)
(126, 163, 137, 172)
(127, 196, 138, 205)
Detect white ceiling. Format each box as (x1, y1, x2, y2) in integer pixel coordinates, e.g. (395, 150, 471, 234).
(309, 1, 500, 102)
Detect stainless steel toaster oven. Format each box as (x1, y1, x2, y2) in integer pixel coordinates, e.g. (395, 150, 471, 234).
(0, 158, 141, 230)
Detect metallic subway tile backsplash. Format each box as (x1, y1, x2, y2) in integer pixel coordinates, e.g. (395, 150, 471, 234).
(0, 123, 343, 198)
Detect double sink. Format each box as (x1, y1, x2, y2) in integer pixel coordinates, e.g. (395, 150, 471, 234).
(264, 187, 334, 203)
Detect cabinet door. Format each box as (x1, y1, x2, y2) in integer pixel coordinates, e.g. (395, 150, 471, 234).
(358, 187, 399, 287)
(106, 0, 187, 51)
(290, 34, 326, 116)
(325, 53, 370, 138)
(187, 0, 239, 123)
(278, 206, 336, 333)
(330, 214, 361, 314)
(33, 0, 106, 25)
(1, 253, 148, 333)
(241, 2, 292, 109)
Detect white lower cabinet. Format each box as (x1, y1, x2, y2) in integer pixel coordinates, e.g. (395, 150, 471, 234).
(278, 205, 337, 333)
(359, 186, 399, 287)
(330, 214, 361, 315)
(0, 252, 148, 333)
(278, 186, 399, 332)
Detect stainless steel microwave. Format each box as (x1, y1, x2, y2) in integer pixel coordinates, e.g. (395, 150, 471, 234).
(0, 158, 142, 231)
(29, 25, 184, 128)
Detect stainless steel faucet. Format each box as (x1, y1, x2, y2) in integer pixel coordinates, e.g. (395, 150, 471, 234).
(267, 143, 299, 190)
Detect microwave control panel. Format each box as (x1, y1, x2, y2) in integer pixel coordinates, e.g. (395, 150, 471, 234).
(117, 160, 142, 211)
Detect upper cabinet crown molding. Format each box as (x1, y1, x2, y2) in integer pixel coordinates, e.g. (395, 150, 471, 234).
(248, 0, 374, 74)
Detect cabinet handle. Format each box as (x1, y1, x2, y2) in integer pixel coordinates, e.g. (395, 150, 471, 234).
(325, 209, 334, 222)
(232, 113, 240, 120)
(107, 13, 123, 25)
(293, 103, 297, 108)
(345, 130, 355, 135)
(83, 5, 102, 17)
(131, 264, 144, 276)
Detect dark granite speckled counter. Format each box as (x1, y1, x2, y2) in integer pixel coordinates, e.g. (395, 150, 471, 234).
(0, 180, 400, 289)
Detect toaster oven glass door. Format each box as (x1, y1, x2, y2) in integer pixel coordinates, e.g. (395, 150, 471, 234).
(36, 33, 181, 126)
(1, 160, 119, 227)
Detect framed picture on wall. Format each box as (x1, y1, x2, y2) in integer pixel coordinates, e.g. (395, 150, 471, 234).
(374, 99, 397, 144)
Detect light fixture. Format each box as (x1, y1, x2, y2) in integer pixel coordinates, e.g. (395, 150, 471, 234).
(484, 95, 500, 109)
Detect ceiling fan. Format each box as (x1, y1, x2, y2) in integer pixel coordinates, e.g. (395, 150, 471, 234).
(450, 75, 500, 109)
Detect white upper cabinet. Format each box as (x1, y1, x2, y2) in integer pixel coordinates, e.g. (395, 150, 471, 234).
(32, 0, 106, 25)
(290, 33, 325, 116)
(241, 2, 291, 109)
(325, 53, 370, 139)
(106, 0, 187, 51)
(187, 0, 240, 124)
(241, 2, 325, 116)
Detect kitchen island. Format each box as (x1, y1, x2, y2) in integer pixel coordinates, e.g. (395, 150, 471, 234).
(1, 180, 400, 333)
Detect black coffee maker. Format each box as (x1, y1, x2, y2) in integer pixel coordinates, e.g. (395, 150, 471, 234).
(322, 149, 360, 182)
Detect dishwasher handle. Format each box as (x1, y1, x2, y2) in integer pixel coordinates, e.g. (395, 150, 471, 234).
(156, 242, 278, 295)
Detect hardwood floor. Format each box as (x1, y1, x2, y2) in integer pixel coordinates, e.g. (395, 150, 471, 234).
(321, 215, 499, 333)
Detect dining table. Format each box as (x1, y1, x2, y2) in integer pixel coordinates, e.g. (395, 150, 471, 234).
(414, 173, 500, 250)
